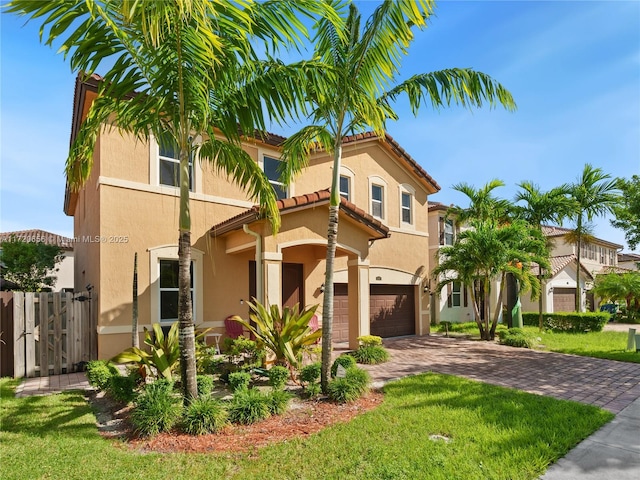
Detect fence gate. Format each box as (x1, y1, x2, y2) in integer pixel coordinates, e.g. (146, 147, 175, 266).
(2, 291, 97, 378)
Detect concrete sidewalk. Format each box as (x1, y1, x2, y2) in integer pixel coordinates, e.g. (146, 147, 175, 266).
(541, 397, 640, 480)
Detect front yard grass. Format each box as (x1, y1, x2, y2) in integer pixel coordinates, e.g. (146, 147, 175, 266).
(433, 322, 640, 363)
(1, 373, 612, 480)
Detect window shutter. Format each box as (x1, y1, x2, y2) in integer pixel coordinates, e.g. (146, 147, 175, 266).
(463, 285, 468, 307)
(439, 217, 445, 245)
(447, 283, 452, 308)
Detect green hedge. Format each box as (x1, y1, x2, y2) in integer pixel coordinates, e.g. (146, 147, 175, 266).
(522, 312, 609, 332)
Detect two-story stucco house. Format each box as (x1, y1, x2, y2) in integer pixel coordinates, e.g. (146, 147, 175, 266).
(66, 75, 440, 359)
(520, 225, 623, 313)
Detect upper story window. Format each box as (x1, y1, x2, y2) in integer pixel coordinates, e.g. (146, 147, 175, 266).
(371, 184, 384, 219)
(159, 259, 194, 323)
(339, 175, 350, 201)
(440, 218, 455, 246)
(609, 249, 616, 266)
(399, 184, 415, 226)
(158, 132, 193, 190)
(263, 156, 287, 200)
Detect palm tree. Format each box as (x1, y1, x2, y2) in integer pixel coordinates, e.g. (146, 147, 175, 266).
(7, 0, 337, 401)
(592, 272, 640, 319)
(434, 219, 548, 340)
(281, 0, 516, 391)
(449, 179, 512, 225)
(514, 181, 572, 330)
(565, 164, 619, 312)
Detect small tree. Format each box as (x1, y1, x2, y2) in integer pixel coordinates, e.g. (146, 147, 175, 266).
(0, 238, 63, 291)
(611, 175, 640, 250)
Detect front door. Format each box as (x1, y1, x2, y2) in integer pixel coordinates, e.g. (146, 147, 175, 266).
(282, 263, 304, 309)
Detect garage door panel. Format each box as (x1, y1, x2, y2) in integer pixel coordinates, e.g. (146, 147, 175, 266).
(553, 288, 575, 312)
(332, 284, 349, 342)
(370, 285, 415, 338)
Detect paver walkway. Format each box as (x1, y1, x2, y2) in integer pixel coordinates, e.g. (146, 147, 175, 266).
(359, 335, 640, 414)
(15, 371, 90, 398)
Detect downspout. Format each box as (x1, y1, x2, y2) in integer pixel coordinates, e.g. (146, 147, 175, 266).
(243, 224, 263, 305)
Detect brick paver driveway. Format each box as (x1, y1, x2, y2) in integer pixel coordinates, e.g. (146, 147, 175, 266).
(360, 335, 640, 414)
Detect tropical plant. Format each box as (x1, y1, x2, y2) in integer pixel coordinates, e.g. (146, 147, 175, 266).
(228, 388, 271, 425)
(0, 237, 63, 291)
(268, 365, 290, 390)
(86, 360, 119, 391)
(235, 301, 321, 370)
(299, 362, 321, 385)
(448, 179, 512, 225)
(331, 354, 357, 377)
(611, 175, 640, 250)
(266, 389, 293, 415)
(497, 328, 538, 349)
(357, 335, 383, 346)
(434, 220, 550, 340)
(131, 383, 183, 437)
(564, 164, 620, 311)
(280, 0, 516, 392)
(111, 322, 180, 380)
(351, 345, 390, 364)
(327, 366, 371, 403)
(592, 272, 640, 321)
(182, 397, 228, 435)
(196, 375, 214, 397)
(6, 0, 339, 402)
(228, 371, 251, 392)
(514, 181, 573, 330)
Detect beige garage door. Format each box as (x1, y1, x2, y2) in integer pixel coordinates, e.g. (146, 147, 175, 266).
(553, 288, 576, 312)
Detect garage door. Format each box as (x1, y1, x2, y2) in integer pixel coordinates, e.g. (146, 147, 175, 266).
(332, 284, 350, 342)
(553, 288, 576, 312)
(370, 285, 415, 338)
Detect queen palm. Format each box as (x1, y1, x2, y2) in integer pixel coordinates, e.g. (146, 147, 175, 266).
(565, 164, 619, 312)
(449, 179, 512, 225)
(514, 181, 572, 330)
(282, 0, 516, 390)
(6, 0, 339, 401)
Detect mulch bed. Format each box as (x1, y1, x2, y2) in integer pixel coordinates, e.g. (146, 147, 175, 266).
(87, 389, 384, 454)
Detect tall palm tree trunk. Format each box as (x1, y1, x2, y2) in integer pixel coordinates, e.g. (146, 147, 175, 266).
(321, 144, 342, 393)
(490, 273, 505, 340)
(575, 218, 582, 312)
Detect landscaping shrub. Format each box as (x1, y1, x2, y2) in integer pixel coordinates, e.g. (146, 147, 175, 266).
(228, 371, 251, 392)
(131, 384, 182, 436)
(196, 374, 214, 397)
(327, 366, 370, 403)
(305, 382, 321, 398)
(107, 374, 137, 403)
(357, 335, 383, 346)
(331, 355, 356, 378)
(266, 389, 293, 415)
(299, 362, 321, 385)
(522, 312, 609, 332)
(182, 397, 228, 435)
(351, 345, 390, 365)
(268, 365, 290, 390)
(196, 345, 223, 375)
(498, 328, 538, 349)
(145, 378, 175, 394)
(228, 388, 270, 425)
(86, 360, 118, 391)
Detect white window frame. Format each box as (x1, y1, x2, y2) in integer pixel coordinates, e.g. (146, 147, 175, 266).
(398, 184, 415, 228)
(444, 218, 455, 246)
(368, 176, 387, 220)
(452, 281, 461, 307)
(262, 154, 288, 200)
(339, 165, 355, 202)
(149, 246, 203, 326)
(150, 133, 202, 193)
(339, 175, 351, 201)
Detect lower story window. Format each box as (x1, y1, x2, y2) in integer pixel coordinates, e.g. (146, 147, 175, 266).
(159, 259, 194, 323)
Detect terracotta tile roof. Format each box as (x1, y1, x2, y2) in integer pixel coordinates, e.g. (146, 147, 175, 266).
(0, 229, 74, 250)
(597, 265, 634, 274)
(541, 225, 622, 249)
(618, 252, 640, 263)
(532, 254, 593, 280)
(210, 189, 389, 240)
(342, 131, 440, 193)
(427, 201, 452, 212)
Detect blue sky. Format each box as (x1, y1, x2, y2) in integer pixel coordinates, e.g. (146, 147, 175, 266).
(1, 1, 639, 251)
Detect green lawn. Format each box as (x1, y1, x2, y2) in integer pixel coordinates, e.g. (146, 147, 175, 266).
(433, 321, 640, 363)
(1, 374, 612, 480)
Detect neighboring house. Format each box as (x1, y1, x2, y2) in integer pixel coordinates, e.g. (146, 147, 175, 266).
(521, 225, 622, 313)
(427, 201, 503, 325)
(0, 229, 74, 292)
(65, 75, 440, 360)
(618, 252, 640, 271)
